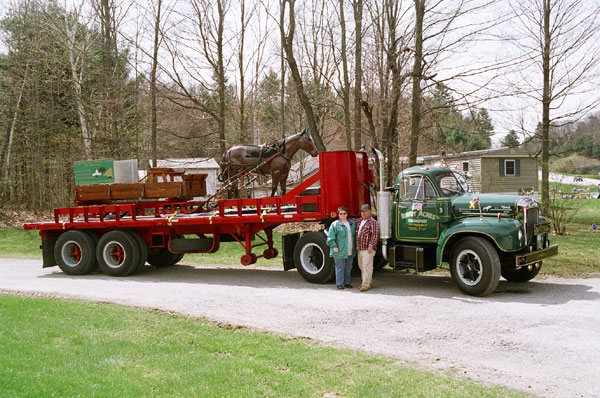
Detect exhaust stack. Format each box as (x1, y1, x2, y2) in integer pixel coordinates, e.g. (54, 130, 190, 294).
(372, 148, 392, 260)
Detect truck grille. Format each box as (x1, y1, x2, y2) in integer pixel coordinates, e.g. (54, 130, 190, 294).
(525, 206, 538, 246)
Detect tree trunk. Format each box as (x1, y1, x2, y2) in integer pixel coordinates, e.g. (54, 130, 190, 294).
(280, 0, 326, 152)
(217, 0, 226, 156)
(408, 0, 424, 166)
(339, 0, 352, 150)
(352, 0, 363, 150)
(238, 0, 247, 144)
(541, 0, 551, 213)
(150, 0, 162, 167)
(3, 66, 27, 180)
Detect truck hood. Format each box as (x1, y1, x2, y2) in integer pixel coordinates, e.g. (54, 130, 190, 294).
(452, 194, 529, 217)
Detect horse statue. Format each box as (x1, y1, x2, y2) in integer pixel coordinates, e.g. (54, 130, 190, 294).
(218, 128, 319, 197)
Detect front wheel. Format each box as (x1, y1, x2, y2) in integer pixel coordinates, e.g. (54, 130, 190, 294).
(502, 262, 541, 282)
(450, 237, 501, 297)
(294, 231, 335, 283)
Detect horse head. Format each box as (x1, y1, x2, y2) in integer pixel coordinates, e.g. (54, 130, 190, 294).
(299, 128, 319, 157)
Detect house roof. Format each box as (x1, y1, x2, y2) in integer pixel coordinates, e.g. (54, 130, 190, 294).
(153, 158, 220, 169)
(413, 146, 535, 164)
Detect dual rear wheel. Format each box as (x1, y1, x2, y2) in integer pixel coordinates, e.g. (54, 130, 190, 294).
(54, 230, 182, 276)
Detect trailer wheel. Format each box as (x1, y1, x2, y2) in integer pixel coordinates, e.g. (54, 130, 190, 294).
(147, 248, 184, 268)
(96, 231, 140, 277)
(294, 232, 334, 284)
(502, 262, 541, 282)
(83, 230, 100, 272)
(54, 230, 97, 275)
(125, 230, 148, 275)
(450, 237, 501, 297)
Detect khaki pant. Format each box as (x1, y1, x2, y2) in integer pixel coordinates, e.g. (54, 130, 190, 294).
(357, 250, 375, 288)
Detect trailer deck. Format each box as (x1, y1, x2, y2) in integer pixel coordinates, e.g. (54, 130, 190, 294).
(24, 151, 373, 268)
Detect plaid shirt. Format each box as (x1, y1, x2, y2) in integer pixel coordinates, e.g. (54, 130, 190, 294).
(353, 217, 379, 251)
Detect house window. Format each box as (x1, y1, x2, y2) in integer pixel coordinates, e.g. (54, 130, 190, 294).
(462, 161, 469, 172)
(504, 160, 515, 176)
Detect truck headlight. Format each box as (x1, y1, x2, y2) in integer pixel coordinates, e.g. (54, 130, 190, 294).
(536, 233, 545, 249)
(518, 229, 523, 243)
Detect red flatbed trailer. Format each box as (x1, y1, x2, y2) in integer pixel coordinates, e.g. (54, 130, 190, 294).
(24, 151, 373, 276)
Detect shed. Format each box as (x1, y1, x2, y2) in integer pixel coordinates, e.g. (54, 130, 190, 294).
(149, 158, 221, 198)
(416, 147, 538, 197)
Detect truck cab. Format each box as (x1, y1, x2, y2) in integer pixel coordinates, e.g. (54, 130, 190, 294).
(385, 165, 558, 296)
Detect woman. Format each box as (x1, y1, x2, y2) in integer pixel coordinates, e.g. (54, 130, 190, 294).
(326, 206, 356, 290)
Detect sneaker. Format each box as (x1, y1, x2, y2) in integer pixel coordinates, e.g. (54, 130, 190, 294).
(344, 284, 353, 288)
(337, 285, 344, 290)
(359, 285, 369, 292)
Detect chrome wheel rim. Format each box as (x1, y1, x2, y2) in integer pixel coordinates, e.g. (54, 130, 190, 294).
(299, 243, 324, 275)
(456, 249, 483, 286)
(102, 241, 126, 269)
(60, 240, 82, 267)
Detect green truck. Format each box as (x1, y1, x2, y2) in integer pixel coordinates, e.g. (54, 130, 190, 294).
(288, 149, 558, 297)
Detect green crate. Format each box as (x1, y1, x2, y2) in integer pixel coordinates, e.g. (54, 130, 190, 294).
(74, 159, 115, 185)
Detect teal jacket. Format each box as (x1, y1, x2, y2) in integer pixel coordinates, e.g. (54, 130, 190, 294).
(326, 219, 357, 259)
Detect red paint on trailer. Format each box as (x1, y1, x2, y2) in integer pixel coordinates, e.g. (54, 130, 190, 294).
(24, 151, 372, 265)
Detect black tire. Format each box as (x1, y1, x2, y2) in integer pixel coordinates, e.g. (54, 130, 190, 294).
(450, 236, 501, 297)
(502, 262, 541, 282)
(96, 230, 140, 277)
(84, 230, 100, 272)
(125, 230, 148, 275)
(147, 248, 184, 268)
(294, 231, 335, 283)
(54, 230, 97, 275)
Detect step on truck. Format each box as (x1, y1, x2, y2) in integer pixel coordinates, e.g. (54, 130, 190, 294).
(25, 149, 558, 296)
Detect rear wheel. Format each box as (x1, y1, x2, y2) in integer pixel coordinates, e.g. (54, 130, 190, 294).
(54, 230, 97, 275)
(294, 232, 334, 284)
(126, 230, 148, 275)
(450, 237, 500, 297)
(147, 248, 184, 268)
(502, 262, 541, 282)
(96, 231, 140, 276)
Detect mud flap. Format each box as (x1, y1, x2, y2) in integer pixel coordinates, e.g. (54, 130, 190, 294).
(41, 230, 60, 268)
(282, 233, 300, 271)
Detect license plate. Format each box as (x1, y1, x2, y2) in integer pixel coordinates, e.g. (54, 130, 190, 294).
(516, 245, 558, 266)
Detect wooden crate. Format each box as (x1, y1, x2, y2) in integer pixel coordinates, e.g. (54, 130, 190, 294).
(110, 184, 144, 200)
(73, 185, 110, 201)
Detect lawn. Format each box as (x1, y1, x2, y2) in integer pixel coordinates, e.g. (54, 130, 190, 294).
(0, 296, 523, 398)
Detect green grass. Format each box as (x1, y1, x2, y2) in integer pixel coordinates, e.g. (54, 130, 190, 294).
(0, 228, 42, 259)
(0, 296, 523, 398)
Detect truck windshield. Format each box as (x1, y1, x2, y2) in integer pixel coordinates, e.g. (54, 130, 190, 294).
(435, 171, 469, 196)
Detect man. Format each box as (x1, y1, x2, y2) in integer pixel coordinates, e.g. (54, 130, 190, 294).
(355, 203, 379, 292)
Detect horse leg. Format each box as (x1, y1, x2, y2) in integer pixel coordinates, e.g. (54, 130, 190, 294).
(271, 172, 280, 196)
(280, 172, 289, 195)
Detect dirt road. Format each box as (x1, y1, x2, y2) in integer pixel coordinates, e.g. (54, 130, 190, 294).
(1, 258, 599, 397)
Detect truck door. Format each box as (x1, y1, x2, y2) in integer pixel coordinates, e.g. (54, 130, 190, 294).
(395, 175, 441, 241)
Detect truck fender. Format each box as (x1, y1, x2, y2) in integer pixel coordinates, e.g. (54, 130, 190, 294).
(436, 218, 524, 266)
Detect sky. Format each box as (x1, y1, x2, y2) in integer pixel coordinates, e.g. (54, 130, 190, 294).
(1, 0, 598, 147)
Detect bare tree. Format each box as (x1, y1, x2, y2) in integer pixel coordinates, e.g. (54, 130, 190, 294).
(279, 0, 325, 151)
(150, 0, 163, 167)
(508, 0, 600, 212)
(352, 0, 363, 150)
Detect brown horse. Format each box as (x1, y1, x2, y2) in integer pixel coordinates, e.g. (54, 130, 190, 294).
(219, 129, 319, 197)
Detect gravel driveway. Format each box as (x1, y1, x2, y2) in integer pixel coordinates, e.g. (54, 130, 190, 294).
(1, 258, 599, 398)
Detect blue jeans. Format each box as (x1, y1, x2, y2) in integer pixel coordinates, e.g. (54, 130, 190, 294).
(334, 256, 353, 286)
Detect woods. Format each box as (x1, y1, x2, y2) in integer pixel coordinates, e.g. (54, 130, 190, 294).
(0, 0, 599, 210)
